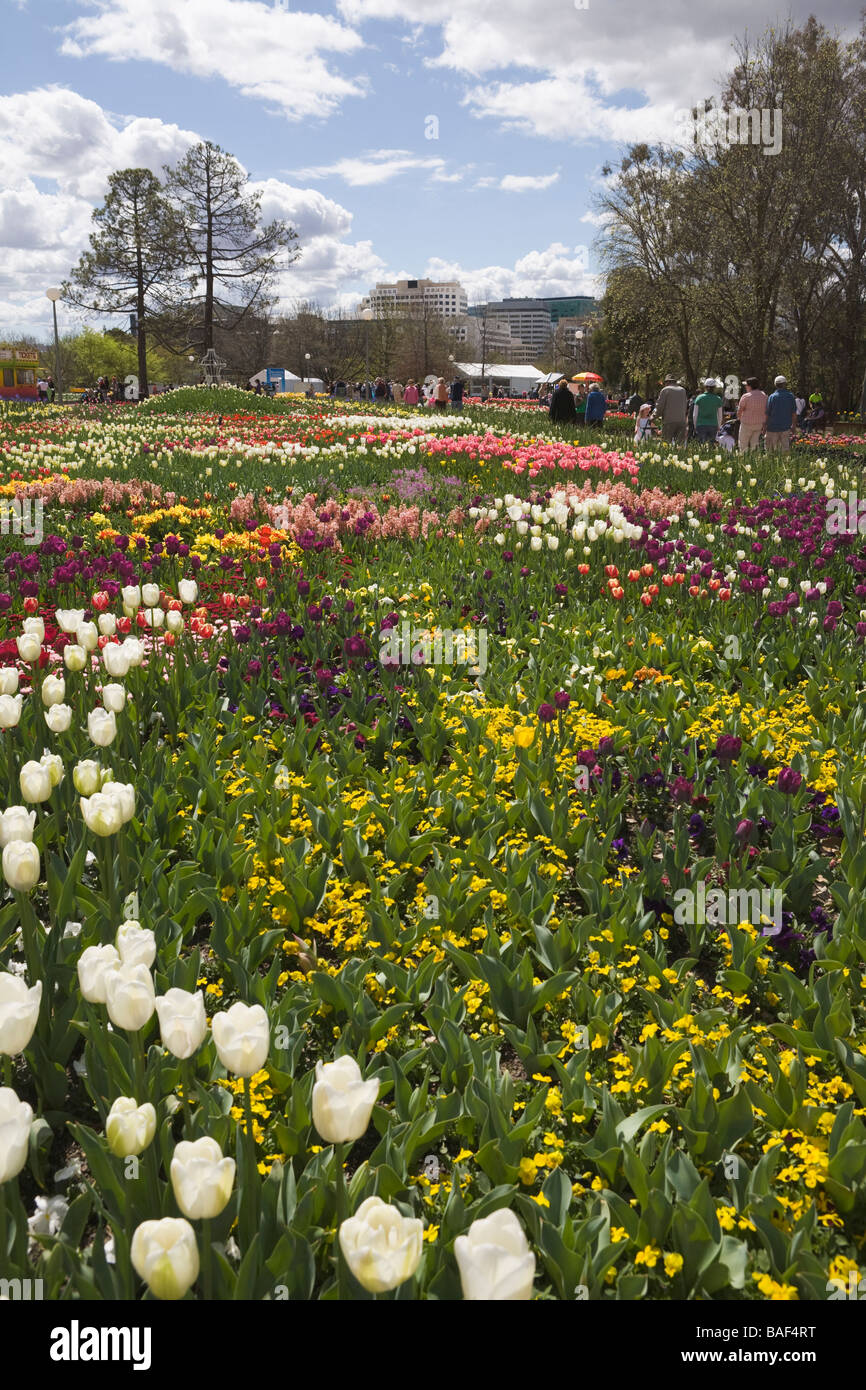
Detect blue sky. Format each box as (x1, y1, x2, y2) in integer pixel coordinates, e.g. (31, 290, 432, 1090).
(0, 0, 861, 337)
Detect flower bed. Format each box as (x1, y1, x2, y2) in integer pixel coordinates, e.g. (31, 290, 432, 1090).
(0, 396, 865, 1302)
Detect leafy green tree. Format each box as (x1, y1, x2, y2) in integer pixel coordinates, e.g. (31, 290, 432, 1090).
(63, 168, 181, 398)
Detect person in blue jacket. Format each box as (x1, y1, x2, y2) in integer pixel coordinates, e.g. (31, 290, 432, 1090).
(584, 383, 607, 427)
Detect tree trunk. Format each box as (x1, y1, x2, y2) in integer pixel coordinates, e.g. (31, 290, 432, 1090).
(204, 153, 214, 353)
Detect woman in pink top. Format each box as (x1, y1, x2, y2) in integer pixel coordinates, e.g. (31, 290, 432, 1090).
(737, 377, 768, 451)
(403, 380, 419, 406)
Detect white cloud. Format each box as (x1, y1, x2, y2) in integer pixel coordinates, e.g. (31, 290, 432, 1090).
(61, 0, 365, 122)
(0, 90, 385, 334)
(294, 149, 449, 186)
(421, 243, 600, 303)
(498, 172, 559, 192)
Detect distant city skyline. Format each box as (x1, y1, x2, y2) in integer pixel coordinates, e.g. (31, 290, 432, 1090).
(0, 1, 861, 338)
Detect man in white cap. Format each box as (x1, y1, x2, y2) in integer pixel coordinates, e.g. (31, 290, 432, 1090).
(693, 378, 723, 443)
(765, 375, 797, 452)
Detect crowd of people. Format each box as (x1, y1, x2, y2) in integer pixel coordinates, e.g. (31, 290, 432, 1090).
(627, 375, 829, 452)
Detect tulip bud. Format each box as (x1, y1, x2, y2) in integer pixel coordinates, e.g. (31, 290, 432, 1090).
(19, 759, 52, 802)
(63, 643, 87, 672)
(0, 694, 23, 728)
(0, 668, 19, 696)
(154, 988, 207, 1060)
(454, 1209, 536, 1301)
(1, 839, 40, 893)
(101, 683, 126, 715)
(312, 1055, 379, 1144)
(211, 1001, 269, 1077)
(0, 972, 42, 1055)
(73, 759, 102, 797)
(105, 962, 155, 1031)
(15, 633, 40, 663)
(170, 1137, 235, 1220)
(338, 1196, 423, 1293)
(106, 1097, 156, 1157)
(40, 752, 64, 788)
(0, 1086, 33, 1184)
(116, 920, 156, 969)
(77, 943, 121, 1003)
(88, 708, 117, 747)
(44, 703, 72, 733)
(131, 1218, 199, 1301)
(0, 807, 35, 848)
(102, 642, 131, 678)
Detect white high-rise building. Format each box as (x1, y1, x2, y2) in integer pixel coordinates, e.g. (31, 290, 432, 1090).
(361, 278, 468, 318)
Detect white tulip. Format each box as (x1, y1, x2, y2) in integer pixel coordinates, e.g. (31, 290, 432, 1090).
(101, 683, 126, 714)
(131, 1218, 199, 1300)
(40, 672, 63, 706)
(530, 537, 543, 552)
(338, 1196, 423, 1293)
(170, 1137, 235, 1220)
(44, 703, 72, 733)
(0, 807, 35, 848)
(77, 943, 121, 1003)
(1, 840, 40, 893)
(141, 583, 160, 608)
(106, 1097, 156, 1158)
(144, 607, 164, 629)
(101, 781, 135, 823)
(312, 1055, 379, 1144)
(455, 1209, 536, 1301)
(55, 609, 85, 634)
(166, 610, 184, 634)
(19, 760, 52, 802)
(16, 633, 40, 664)
(63, 643, 87, 672)
(178, 580, 198, 604)
(98, 613, 117, 637)
(122, 586, 142, 611)
(102, 643, 131, 678)
(22, 617, 44, 642)
(211, 1001, 269, 1077)
(0, 972, 42, 1055)
(88, 708, 117, 747)
(116, 920, 156, 969)
(76, 622, 99, 652)
(73, 759, 102, 797)
(105, 962, 156, 1031)
(0, 668, 19, 696)
(0, 694, 22, 728)
(154, 988, 207, 1060)
(121, 638, 145, 668)
(80, 791, 124, 836)
(0, 1087, 33, 1184)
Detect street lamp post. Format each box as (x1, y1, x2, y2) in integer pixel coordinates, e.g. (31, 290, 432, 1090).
(304, 351, 311, 394)
(45, 289, 62, 402)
